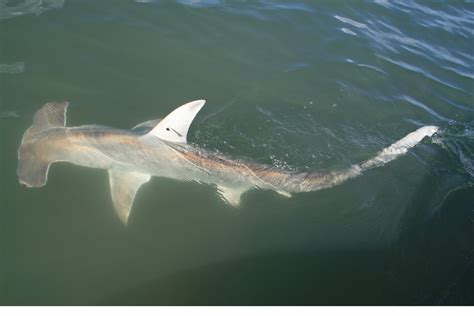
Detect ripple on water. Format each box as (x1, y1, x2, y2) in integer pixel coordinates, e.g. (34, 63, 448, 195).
(334, 15, 368, 29)
(176, 0, 222, 8)
(434, 123, 474, 179)
(341, 28, 357, 36)
(398, 1, 474, 38)
(345, 58, 387, 75)
(0, 0, 64, 20)
(400, 95, 451, 122)
(377, 54, 471, 94)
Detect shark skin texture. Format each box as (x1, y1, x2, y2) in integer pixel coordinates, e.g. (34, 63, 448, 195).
(17, 100, 439, 225)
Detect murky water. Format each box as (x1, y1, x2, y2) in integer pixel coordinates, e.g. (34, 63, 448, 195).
(1, 0, 473, 305)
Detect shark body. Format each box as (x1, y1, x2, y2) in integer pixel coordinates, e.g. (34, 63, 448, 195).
(18, 100, 438, 224)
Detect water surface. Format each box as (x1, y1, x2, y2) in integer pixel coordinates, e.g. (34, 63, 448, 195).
(1, 0, 473, 305)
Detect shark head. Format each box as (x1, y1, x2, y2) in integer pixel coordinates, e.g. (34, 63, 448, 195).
(17, 101, 69, 188)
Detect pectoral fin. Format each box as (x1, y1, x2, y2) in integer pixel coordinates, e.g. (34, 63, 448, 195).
(109, 170, 151, 225)
(217, 186, 246, 207)
(276, 190, 292, 198)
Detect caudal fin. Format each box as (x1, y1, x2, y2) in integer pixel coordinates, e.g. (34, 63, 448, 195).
(17, 102, 69, 187)
(359, 125, 439, 170)
(292, 125, 439, 192)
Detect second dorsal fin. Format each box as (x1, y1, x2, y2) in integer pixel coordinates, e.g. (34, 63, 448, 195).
(148, 100, 206, 144)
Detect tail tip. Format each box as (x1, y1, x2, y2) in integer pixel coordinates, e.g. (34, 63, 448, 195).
(420, 125, 439, 137)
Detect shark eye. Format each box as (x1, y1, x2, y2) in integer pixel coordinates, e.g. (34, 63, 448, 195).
(166, 128, 170, 131)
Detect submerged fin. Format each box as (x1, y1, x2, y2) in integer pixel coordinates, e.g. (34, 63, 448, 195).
(217, 186, 246, 207)
(109, 170, 151, 225)
(131, 119, 162, 135)
(29, 101, 69, 134)
(276, 190, 292, 198)
(148, 100, 206, 144)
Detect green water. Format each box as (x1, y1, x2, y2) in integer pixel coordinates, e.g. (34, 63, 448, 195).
(1, 0, 473, 305)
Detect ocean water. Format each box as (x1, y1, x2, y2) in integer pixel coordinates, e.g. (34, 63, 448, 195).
(0, 0, 473, 305)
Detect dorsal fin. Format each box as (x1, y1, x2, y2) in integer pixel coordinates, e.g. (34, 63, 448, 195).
(29, 101, 69, 134)
(148, 100, 206, 144)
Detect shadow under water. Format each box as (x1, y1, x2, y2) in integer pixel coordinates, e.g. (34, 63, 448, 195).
(102, 186, 474, 306)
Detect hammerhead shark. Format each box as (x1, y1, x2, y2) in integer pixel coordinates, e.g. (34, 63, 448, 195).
(17, 100, 438, 224)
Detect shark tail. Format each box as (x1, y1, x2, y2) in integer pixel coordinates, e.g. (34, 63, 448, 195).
(276, 125, 439, 193)
(17, 102, 69, 187)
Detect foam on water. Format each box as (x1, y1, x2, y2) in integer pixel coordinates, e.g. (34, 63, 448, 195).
(0, 62, 25, 74)
(0, 111, 20, 119)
